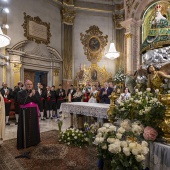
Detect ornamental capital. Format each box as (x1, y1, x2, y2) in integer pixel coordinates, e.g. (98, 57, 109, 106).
(13, 63, 22, 72)
(61, 7, 76, 25)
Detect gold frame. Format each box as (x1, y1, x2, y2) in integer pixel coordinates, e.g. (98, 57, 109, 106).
(22, 12, 51, 45)
(80, 25, 108, 64)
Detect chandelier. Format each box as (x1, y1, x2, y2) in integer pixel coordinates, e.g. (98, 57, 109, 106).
(105, 42, 120, 60)
(0, 27, 10, 48)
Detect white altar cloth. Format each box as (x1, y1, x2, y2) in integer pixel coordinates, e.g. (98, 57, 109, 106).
(61, 102, 110, 119)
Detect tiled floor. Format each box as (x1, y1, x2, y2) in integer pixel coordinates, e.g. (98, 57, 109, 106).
(4, 116, 70, 141)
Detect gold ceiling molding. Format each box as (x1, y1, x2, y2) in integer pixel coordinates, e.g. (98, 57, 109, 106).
(80, 25, 108, 64)
(76, 64, 112, 85)
(61, 7, 76, 25)
(22, 13, 51, 45)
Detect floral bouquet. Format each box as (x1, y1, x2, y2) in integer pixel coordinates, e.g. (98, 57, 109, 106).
(94, 121, 149, 170)
(84, 122, 99, 145)
(113, 67, 126, 84)
(112, 89, 166, 139)
(59, 128, 88, 147)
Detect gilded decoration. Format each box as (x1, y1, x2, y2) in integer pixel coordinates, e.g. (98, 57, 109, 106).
(113, 14, 124, 29)
(80, 25, 108, 64)
(61, 7, 75, 25)
(125, 33, 132, 39)
(13, 63, 22, 73)
(76, 64, 112, 85)
(159, 94, 170, 143)
(53, 68, 60, 76)
(141, 2, 170, 54)
(22, 12, 51, 45)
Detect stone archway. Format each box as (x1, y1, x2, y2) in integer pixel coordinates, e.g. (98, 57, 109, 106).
(7, 40, 62, 88)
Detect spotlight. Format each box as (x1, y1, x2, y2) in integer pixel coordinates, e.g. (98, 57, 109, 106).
(2, 24, 9, 29)
(3, 8, 9, 13)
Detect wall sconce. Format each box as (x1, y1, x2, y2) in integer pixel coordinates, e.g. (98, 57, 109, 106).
(0, 52, 9, 60)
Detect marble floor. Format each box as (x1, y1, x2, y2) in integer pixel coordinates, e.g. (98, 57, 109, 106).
(4, 116, 71, 141)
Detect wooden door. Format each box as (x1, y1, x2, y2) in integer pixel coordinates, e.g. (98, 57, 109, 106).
(24, 69, 35, 87)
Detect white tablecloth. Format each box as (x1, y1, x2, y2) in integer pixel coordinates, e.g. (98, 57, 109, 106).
(61, 102, 110, 119)
(145, 142, 170, 170)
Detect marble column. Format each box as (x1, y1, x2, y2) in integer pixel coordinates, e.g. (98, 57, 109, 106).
(121, 18, 137, 75)
(61, 5, 75, 91)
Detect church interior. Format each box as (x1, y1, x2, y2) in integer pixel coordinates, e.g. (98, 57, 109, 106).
(1, 0, 170, 169)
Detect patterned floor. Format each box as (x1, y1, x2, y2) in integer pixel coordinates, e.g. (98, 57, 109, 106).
(0, 130, 98, 170)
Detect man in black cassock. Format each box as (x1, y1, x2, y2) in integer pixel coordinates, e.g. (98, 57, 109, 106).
(17, 80, 40, 149)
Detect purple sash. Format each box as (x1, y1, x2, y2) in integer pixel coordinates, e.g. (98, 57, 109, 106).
(20, 102, 40, 132)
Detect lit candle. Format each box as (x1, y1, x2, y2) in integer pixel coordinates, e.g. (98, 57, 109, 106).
(68, 93, 71, 102)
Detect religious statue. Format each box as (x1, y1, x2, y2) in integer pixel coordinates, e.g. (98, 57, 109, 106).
(147, 65, 170, 91)
(141, 4, 170, 54)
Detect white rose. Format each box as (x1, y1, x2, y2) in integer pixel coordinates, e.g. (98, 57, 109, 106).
(135, 89, 139, 93)
(103, 123, 111, 128)
(135, 154, 145, 162)
(155, 89, 159, 93)
(145, 96, 148, 101)
(121, 141, 128, 148)
(96, 133, 103, 137)
(120, 102, 124, 106)
(116, 133, 122, 139)
(109, 125, 117, 131)
(108, 144, 121, 153)
(146, 88, 151, 92)
(74, 136, 77, 139)
(141, 141, 148, 147)
(138, 92, 142, 95)
(98, 127, 107, 133)
(120, 107, 125, 111)
(94, 137, 104, 144)
(72, 133, 75, 136)
(120, 120, 131, 131)
(123, 147, 131, 156)
(141, 147, 149, 155)
(117, 127, 125, 134)
(136, 144, 142, 153)
(102, 144, 107, 150)
(132, 148, 139, 156)
(67, 142, 70, 145)
(107, 137, 116, 144)
(129, 142, 137, 150)
(129, 97, 134, 101)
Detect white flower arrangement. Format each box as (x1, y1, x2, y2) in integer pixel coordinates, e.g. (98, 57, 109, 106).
(59, 128, 87, 147)
(94, 120, 149, 169)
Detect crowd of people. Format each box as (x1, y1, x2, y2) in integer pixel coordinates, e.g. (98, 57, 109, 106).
(0, 80, 131, 126)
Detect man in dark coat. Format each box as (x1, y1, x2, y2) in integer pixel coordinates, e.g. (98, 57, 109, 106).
(17, 80, 40, 149)
(0, 83, 13, 125)
(56, 84, 66, 115)
(99, 82, 113, 104)
(13, 81, 23, 125)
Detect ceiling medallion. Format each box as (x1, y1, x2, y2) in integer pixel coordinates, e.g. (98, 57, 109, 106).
(80, 25, 108, 64)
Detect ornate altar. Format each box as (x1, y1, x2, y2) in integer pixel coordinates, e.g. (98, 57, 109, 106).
(76, 64, 112, 85)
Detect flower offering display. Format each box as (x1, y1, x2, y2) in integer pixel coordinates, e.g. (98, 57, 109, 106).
(111, 89, 166, 139)
(84, 122, 99, 145)
(113, 67, 126, 84)
(59, 128, 88, 147)
(94, 121, 149, 170)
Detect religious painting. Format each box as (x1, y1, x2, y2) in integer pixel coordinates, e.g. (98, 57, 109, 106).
(91, 69, 97, 81)
(89, 37, 100, 52)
